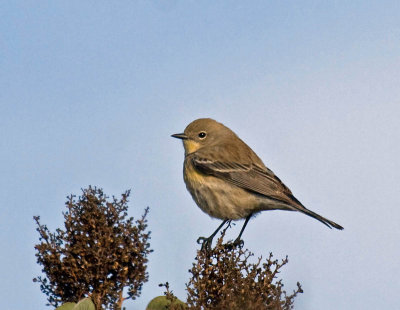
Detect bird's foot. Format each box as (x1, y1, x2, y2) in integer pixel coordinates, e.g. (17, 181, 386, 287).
(230, 237, 244, 248)
(197, 236, 214, 252)
(233, 237, 244, 247)
(222, 238, 244, 251)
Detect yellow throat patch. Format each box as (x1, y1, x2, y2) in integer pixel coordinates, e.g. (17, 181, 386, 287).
(183, 139, 202, 155)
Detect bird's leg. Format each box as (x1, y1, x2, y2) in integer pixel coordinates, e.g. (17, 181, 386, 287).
(197, 219, 229, 251)
(233, 214, 252, 247)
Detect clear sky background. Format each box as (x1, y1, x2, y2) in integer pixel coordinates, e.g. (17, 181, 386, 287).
(1, 1, 400, 309)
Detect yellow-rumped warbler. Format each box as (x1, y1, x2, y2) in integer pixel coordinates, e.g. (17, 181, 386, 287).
(172, 118, 343, 250)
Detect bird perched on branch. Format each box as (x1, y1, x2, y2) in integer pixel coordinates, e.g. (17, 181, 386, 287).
(172, 118, 343, 251)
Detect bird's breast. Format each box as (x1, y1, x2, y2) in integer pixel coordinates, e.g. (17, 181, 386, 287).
(183, 159, 260, 220)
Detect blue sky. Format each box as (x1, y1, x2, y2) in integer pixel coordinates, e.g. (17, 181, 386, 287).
(1, 1, 400, 309)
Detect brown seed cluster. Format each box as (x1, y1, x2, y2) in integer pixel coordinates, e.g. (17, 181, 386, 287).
(33, 186, 152, 310)
(183, 230, 303, 310)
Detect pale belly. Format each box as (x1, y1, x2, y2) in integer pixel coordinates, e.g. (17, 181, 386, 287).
(183, 163, 264, 220)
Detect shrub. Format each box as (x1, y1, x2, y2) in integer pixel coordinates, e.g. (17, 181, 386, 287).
(185, 230, 303, 309)
(33, 186, 152, 310)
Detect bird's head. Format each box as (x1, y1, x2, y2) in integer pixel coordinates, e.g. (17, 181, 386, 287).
(172, 118, 235, 155)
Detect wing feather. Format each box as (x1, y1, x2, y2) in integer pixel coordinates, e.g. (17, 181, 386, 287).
(189, 151, 344, 230)
(191, 155, 297, 206)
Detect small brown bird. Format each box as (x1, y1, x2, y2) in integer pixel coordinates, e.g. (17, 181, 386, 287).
(172, 118, 343, 250)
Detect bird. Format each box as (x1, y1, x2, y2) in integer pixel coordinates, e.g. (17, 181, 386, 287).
(172, 118, 343, 251)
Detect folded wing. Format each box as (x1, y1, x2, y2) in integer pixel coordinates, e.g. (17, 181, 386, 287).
(190, 154, 343, 230)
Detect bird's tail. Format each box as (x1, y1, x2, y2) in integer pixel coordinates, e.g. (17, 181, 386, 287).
(298, 206, 343, 230)
(287, 195, 343, 230)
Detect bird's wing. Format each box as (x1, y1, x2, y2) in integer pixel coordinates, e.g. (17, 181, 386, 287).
(190, 153, 344, 230)
(191, 155, 300, 207)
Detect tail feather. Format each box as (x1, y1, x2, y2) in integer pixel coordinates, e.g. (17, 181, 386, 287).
(287, 195, 344, 230)
(299, 207, 344, 230)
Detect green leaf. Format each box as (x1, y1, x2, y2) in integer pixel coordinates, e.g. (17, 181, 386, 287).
(73, 298, 95, 310)
(55, 302, 76, 310)
(146, 296, 186, 310)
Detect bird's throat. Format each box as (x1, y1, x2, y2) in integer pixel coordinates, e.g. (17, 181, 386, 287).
(183, 140, 201, 155)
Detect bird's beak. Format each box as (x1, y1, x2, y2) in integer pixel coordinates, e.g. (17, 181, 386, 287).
(171, 133, 188, 140)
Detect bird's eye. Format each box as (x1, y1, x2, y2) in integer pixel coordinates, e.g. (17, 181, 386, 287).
(198, 132, 207, 139)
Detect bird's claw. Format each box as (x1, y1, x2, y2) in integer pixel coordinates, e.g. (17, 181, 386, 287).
(197, 236, 213, 252)
(232, 238, 244, 248)
(221, 238, 244, 251)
